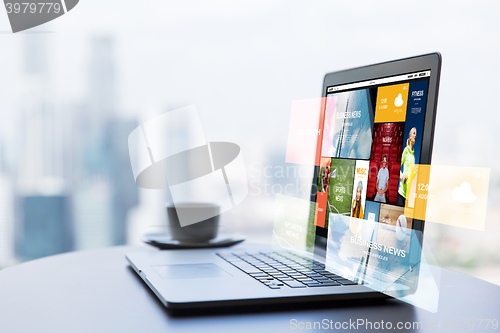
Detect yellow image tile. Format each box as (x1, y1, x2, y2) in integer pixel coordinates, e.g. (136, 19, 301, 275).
(374, 83, 409, 123)
(404, 164, 431, 220)
(403, 165, 489, 231)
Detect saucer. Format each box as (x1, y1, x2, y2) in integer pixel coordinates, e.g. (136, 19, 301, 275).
(143, 233, 245, 250)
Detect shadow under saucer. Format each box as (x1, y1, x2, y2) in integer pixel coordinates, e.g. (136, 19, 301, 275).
(143, 233, 245, 250)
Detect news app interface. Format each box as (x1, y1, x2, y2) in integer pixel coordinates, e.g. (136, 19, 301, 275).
(316, 71, 430, 231)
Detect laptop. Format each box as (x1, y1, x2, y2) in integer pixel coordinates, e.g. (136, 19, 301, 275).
(126, 53, 441, 309)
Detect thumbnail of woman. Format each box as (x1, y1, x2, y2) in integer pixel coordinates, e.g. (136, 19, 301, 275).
(351, 181, 364, 219)
(317, 161, 331, 193)
(397, 127, 416, 206)
(322, 165, 330, 192)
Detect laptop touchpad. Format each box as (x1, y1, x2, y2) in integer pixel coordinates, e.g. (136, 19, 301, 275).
(152, 264, 232, 280)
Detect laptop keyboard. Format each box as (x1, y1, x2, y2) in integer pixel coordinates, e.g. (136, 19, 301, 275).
(217, 251, 357, 290)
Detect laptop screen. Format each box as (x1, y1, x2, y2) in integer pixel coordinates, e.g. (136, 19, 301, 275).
(314, 70, 431, 236)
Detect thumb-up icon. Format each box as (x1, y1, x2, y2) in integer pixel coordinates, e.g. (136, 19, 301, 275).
(394, 93, 404, 107)
(4, 0, 79, 33)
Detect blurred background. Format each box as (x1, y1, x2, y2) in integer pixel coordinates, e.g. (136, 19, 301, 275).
(0, 0, 499, 285)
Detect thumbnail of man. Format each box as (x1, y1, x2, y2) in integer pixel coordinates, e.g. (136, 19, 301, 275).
(374, 155, 389, 203)
(366, 122, 404, 205)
